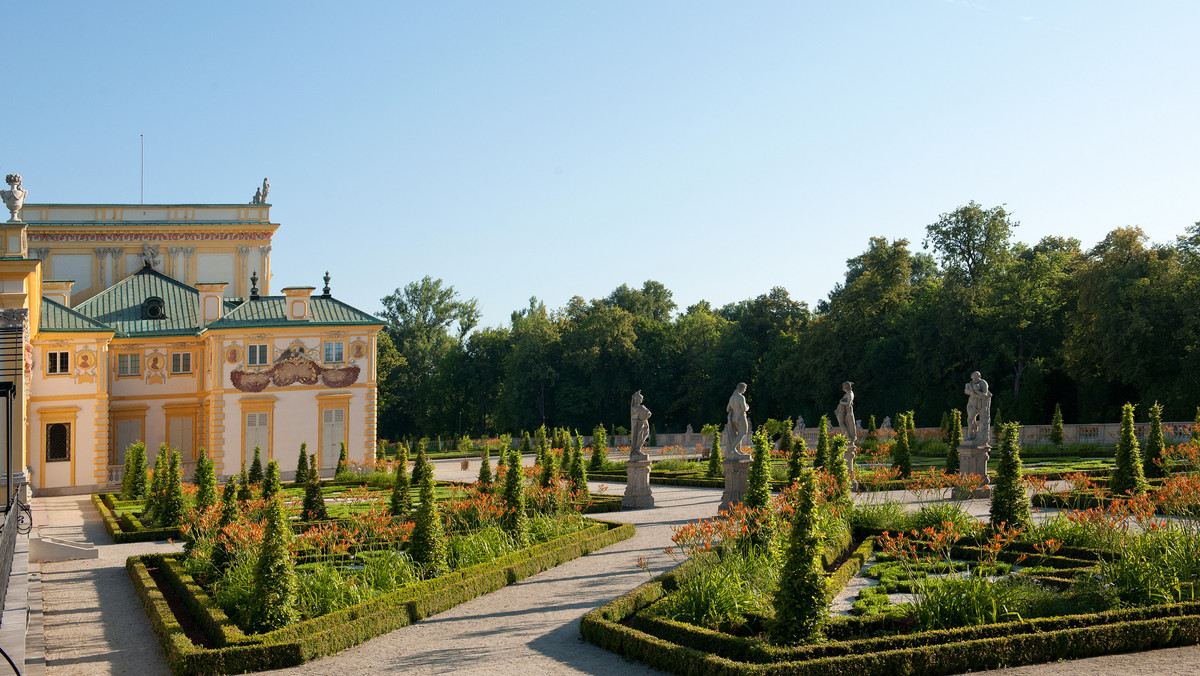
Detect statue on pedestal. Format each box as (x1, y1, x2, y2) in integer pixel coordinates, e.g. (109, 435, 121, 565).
(835, 381, 857, 446)
(793, 416, 805, 435)
(881, 416, 892, 430)
(725, 382, 751, 458)
(630, 390, 652, 459)
(1, 174, 27, 222)
(964, 371, 992, 442)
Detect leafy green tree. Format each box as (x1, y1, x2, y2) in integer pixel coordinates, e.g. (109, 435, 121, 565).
(814, 416, 830, 470)
(1111, 403, 1149, 495)
(121, 441, 148, 501)
(589, 424, 608, 471)
(1144, 401, 1166, 479)
(294, 442, 309, 484)
(501, 448, 529, 546)
(248, 447, 263, 485)
(249, 497, 298, 632)
(945, 409, 962, 474)
(771, 469, 827, 644)
(705, 425, 722, 478)
(1050, 404, 1065, 446)
(501, 298, 560, 431)
(262, 460, 281, 501)
(891, 413, 912, 477)
(193, 447, 217, 513)
(301, 454, 328, 521)
(409, 456, 449, 578)
(990, 423, 1032, 530)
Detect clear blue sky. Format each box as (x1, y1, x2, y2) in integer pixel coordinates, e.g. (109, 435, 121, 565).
(8, 1, 1199, 329)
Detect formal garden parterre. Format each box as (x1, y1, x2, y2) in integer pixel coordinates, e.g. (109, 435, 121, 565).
(582, 416, 1200, 675)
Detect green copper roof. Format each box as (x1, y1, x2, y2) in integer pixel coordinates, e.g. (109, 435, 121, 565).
(40, 297, 112, 333)
(73, 267, 200, 337)
(207, 296, 381, 329)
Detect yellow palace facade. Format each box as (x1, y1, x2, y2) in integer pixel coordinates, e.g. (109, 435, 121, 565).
(0, 188, 382, 496)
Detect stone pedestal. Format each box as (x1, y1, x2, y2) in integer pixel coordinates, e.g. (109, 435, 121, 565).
(719, 457, 751, 513)
(622, 459, 655, 509)
(955, 441, 992, 498)
(844, 445, 858, 491)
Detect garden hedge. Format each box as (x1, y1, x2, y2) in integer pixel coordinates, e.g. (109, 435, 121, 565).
(131, 517, 635, 674)
(93, 493, 183, 543)
(579, 527, 1200, 675)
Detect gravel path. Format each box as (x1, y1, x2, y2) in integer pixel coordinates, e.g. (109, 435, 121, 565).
(32, 457, 1200, 675)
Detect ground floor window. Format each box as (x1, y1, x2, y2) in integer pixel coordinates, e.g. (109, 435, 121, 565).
(47, 422, 70, 462)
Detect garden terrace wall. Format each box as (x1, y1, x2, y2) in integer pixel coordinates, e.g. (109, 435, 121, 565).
(130, 518, 635, 674)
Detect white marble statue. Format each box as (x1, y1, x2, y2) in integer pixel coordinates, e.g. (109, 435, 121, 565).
(630, 390, 652, 459)
(793, 415, 805, 435)
(835, 381, 857, 446)
(881, 416, 892, 430)
(140, 243, 162, 269)
(964, 371, 992, 442)
(725, 382, 751, 458)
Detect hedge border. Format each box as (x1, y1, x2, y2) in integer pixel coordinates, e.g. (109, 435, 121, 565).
(581, 535, 1200, 675)
(131, 517, 635, 674)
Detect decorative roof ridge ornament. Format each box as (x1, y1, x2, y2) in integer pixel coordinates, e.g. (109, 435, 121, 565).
(250, 271, 260, 300)
(322, 271, 331, 298)
(1, 174, 27, 222)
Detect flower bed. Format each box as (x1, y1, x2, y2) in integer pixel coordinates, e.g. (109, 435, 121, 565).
(131, 517, 634, 674)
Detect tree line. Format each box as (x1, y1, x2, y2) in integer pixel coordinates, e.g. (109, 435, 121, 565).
(376, 202, 1200, 440)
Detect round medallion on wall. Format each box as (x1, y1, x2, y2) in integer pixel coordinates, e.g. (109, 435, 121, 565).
(147, 354, 165, 372)
(225, 345, 242, 364)
(350, 341, 367, 360)
(76, 351, 94, 370)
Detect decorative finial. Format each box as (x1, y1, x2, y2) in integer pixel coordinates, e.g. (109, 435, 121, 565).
(322, 271, 331, 297)
(250, 271, 259, 299)
(1, 174, 27, 222)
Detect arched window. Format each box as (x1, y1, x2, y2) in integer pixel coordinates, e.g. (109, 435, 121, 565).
(142, 296, 166, 320)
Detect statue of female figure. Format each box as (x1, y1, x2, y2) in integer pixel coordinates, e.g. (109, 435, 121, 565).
(630, 390, 652, 459)
(964, 371, 992, 442)
(725, 382, 751, 458)
(835, 381, 857, 446)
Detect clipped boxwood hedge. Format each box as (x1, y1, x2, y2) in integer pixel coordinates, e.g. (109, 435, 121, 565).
(580, 528, 1200, 675)
(131, 517, 635, 674)
(92, 493, 183, 543)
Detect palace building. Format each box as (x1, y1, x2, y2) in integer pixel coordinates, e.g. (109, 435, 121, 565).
(0, 177, 383, 496)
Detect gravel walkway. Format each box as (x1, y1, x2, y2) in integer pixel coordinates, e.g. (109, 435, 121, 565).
(31, 457, 1200, 675)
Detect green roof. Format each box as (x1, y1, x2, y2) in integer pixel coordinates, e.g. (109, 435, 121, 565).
(72, 267, 200, 337)
(207, 295, 381, 329)
(40, 297, 112, 333)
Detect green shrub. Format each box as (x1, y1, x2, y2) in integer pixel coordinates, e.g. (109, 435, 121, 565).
(211, 479, 240, 574)
(1144, 401, 1166, 478)
(409, 457, 449, 578)
(248, 497, 298, 632)
(538, 437, 558, 488)
(652, 548, 778, 631)
(478, 445, 493, 490)
(411, 445, 428, 486)
(192, 447, 217, 513)
(294, 442, 310, 484)
(829, 435, 851, 510)
(569, 445, 588, 492)
(390, 443, 412, 518)
(1111, 403, 1148, 495)
(301, 454, 328, 521)
(771, 469, 827, 643)
(814, 416, 829, 470)
(237, 464, 252, 502)
(850, 500, 908, 532)
(705, 427, 722, 478)
(788, 436, 806, 485)
(1050, 404, 1065, 446)
(744, 429, 772, 511)
(945, 408, 962, 473)
(158, 448, 186, 529)
(121, 441, 148, 501)
(916, 440, 949, 457)
(502, 448, 530, 547)
(908, 502, 980, 534)
(892, 413, 912, 477)
(990, 423, 1032, 530)
(248, 446, 264, 484)
(335, 442, 352, 482)
(262, 460, 281, 501)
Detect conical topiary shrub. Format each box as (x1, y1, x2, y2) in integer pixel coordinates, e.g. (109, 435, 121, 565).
(408, 456, 449, 578)
(248, 497, 298, 632)
(1111, 403, 1148, 495)
(945, 409, 962, 474)
(1144, 401, 1166, 478)
(248, 446, 263, 485)
(891, 413, 912, 478)
(771, 469, 827, 644)
(989, 423, 1032, 530)
(502, 448, 529, 547)
(294, 442, 309, 485)
(390, 442, 412, 517)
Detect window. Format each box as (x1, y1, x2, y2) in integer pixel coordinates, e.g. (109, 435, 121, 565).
(46, 423, 70, 462)
(47, 351, 70, 375)
(245, 411, 270, 461)
(248, 344, 269, 367)
(171, 352, 192, 374)
(142, 296, 166, 320)
(324, 341, 344, 364)
(117, 353, 141, 377)
(169, 417, 194, 457)
(321, 408, 346, 468)
(114, 419, 141, 466)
